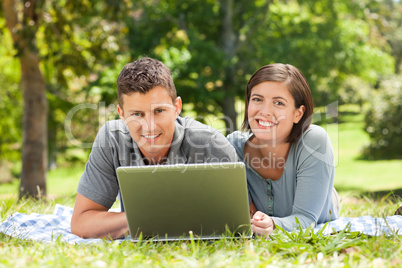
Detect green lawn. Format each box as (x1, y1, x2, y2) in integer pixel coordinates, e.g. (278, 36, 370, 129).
(0, 192, 401, 267)
(0, 165, 83, 199)
(331, 112, 402, 195)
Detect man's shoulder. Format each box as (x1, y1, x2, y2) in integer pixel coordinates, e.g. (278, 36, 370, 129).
(176, 116, 215, 131)
(93, 120, 131, 150)
(177, 116, 223, 140)
(101, 119, 129, 134)
(176, 116, 236, 157)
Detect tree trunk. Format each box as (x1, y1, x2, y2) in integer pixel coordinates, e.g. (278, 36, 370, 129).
(19, 50, 48, 198)
(395, 56, 401, 74)
(3, 0, 48, 199)
(221, 0, 238, 133)
(222, 96, 237, 134)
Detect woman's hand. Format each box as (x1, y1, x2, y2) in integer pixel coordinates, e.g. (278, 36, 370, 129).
(249, 202, 257, 218)
(250, 211, 275, 237)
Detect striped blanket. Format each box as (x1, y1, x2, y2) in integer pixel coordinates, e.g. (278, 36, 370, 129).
(1, 205, 401, 244)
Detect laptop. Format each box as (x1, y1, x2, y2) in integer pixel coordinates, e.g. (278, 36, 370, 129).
(116, 162, 252, 241)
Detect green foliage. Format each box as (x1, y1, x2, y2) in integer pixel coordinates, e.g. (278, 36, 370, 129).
(0, 19, 23, 182)
(338, 76, 372, 109)
(28, 1, 130, 167)
(339, 19, 394, 80)
(364, 75, 402, 159)
(124, 0, 229, 116)
(120, 0, 396, 116)
(1, 0, 401, 180)
(87, 54, 131, 105)
(0, 20, 22, 162)
(360, 0, 402, 74)
(38, 1, 124, 83)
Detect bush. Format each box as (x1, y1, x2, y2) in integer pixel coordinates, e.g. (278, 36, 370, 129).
(338, 76, 372, 110)
(364, 75, 402, 159)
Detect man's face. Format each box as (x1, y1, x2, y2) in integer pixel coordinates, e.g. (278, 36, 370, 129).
(117, 86, 182, 163)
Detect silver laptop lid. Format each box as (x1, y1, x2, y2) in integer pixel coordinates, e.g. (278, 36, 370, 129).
(116, 162, 252, 241)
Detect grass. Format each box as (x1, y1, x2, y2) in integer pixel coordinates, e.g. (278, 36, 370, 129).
(0, 166, 83, 199)
(0, 195, 401, 267)
(330, 112, 402, 196)
(1, 104, 402, 267)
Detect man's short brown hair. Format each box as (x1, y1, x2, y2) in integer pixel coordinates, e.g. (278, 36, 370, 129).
(117, 57, 177, 107)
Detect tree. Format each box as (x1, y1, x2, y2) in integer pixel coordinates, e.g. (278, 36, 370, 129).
(364, 75, 402, 159)
(364, 0, 402, 74)
(124, 0, 271, 132)
(3, 0, 47, 198)
(1, 0, 125, 198)
(0, 19, 22, 183)
(120, 0, 395, 134)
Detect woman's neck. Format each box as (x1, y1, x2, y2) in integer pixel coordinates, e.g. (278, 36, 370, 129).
(247, 136, 291, 164)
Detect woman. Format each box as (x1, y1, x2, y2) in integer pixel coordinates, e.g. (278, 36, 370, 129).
(227, 63, 340, 237)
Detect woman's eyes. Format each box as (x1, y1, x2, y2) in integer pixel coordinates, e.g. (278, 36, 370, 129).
(251, 98, 284, 106)
(251, 97, 262, 102)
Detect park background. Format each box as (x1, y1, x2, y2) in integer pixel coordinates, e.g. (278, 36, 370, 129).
(0, 0, 401, 266)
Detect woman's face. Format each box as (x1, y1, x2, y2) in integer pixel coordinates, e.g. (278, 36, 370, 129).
(247, 81, 305, 145)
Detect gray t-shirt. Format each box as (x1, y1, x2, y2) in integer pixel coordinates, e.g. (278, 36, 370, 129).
(77, 116, 237, 209)
(227, 124, 339, 231)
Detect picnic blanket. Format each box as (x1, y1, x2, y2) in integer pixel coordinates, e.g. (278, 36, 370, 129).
(1, 204, 401, 244)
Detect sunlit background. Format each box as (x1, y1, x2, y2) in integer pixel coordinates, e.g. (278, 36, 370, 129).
(0, 0, 401, 199)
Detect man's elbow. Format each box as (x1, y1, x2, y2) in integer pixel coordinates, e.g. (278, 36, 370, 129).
(70, 216, 90, 238)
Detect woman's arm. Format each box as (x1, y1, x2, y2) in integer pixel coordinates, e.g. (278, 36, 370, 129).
(272, 126, 336, 231)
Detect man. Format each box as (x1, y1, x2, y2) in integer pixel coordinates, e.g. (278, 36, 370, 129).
(71, 57, 237, 239)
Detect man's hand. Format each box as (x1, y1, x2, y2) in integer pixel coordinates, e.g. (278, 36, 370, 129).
(250, 211, 275, 238)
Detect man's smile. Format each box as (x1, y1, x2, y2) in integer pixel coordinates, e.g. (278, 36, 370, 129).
(141, 133, 162, 142)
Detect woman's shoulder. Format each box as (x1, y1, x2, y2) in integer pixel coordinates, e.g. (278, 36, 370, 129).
(295, 124, 333, 155)
(227, 131, 250, 144)
(226, 131, 251, 154)
(300, 124, 329, 141)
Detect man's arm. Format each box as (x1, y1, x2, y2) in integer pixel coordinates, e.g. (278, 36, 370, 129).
(70, 193, 129, 239)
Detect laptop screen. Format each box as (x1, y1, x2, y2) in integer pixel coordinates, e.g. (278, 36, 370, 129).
(116, 162, 252, 241)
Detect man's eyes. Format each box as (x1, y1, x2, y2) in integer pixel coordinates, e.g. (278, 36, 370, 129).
(130, 109, 164, 117)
